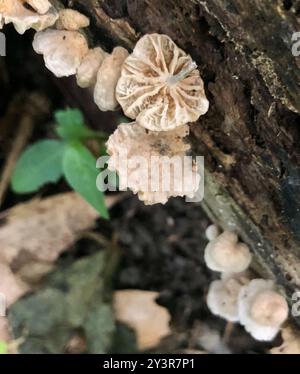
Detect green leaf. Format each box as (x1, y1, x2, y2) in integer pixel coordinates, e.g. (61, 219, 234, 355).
(55, 108, 94, 141)
(11, 140, 64, 194)
(55, 108, 84, 128)
(63, 142, 109, 219)
(0, 341, 8, 354)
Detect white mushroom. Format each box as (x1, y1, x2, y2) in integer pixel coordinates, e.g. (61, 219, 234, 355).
(207, 272, 250, 322)
(32, 29, 89, 77)
(94, 46, 129, 111)
(116, 33, 209, 131)
(205, 224, 220, 241)
(0, 0, 58, 34)
(76, 47, 108, 88)
(238, 279, 289, 341)
(56, 9, 90, 31)
(106, 122, 200, 204)
(204, 231, 252, 273)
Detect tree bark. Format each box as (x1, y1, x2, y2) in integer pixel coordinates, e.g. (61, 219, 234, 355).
(62, 0, 300, 321)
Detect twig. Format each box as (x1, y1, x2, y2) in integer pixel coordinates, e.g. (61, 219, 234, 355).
(0, 93, 49, 207)
(222, 321, 234, 344)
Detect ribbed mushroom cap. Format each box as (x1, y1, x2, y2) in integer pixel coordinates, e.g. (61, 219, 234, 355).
(116, 33, 209, 131)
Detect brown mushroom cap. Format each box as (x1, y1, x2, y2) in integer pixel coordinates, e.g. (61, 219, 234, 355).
(116, 33, 209, 131)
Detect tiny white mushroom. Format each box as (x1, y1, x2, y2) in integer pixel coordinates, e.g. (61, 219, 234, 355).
(106, 122, 200, 204)
(76, 47, 108, 88)
(207, 272, 250, 322)
(56, 9, 90, 31)
(116, 33, 209, 131)
(238, 279, 289, 341)
(0, 0, 58, 34)
(94, 46, 129, 111)
(32, 29, 89, 77)
(205, 224, 220, 241)
(204, 231, 252, 273)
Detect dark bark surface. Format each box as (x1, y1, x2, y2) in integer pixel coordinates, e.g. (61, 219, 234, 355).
(62, 0, 300, 319)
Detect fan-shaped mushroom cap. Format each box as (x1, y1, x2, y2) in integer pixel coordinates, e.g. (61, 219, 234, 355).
(0, 0, 58, 34)
(106, 122, 200, 204)
(33, 29, 89, 77)
(207, 273, 250, 322)
(76, 47, 108, 88)
(116, 33, 209, 131)
(271, 327, 300, 354)
(56, 9, 90, 31)
(204, 231, 252, 273)
(238, 279, 289, 341)
(94, 46, 129, 111)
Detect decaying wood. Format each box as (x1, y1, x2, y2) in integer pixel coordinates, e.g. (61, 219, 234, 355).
(57, 0, 300, 319)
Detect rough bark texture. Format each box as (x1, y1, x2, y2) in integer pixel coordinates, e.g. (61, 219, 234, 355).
(61, 0, 300, 320)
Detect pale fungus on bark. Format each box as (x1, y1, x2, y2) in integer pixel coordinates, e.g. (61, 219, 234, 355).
(116, 33, 209, 131)
(56, 9, 90, 31)
(76, 47, 108, 88)
(32, 29, 89, 77)
(106, 122, 200, 205)
(207, 273, 250, 322)
(0, 0, 58, 34)
(238, 279, 289, 341)
(94, 46, 129, 111)
(204, 231, 252, 273)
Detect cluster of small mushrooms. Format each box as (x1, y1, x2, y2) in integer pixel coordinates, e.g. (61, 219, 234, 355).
(2, 1, 298, 353)
(0, 0, 209, 205)
(205, 225, 290, 344)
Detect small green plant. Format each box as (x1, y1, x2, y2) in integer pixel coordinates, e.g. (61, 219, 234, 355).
(0, 341, 8, 354)
(11, 108, 109, 219)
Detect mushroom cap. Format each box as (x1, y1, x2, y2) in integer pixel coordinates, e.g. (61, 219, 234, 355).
(106, 122, 200, 204)
(116, 33, 209, 131)
(76, 47, 108, 88)
(205, 224, 220, 241)
(204, 231, 252, 273)
(238, 279, 289, 341)
(94, 46, 129, 111)
(0, 0, 58, 34)
(56, 9, 90, 31)
(33, 29, 89, 77)
(207, 273, 249, 322)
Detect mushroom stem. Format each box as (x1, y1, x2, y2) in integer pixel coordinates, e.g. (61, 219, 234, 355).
(167, 61, 197, 85)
